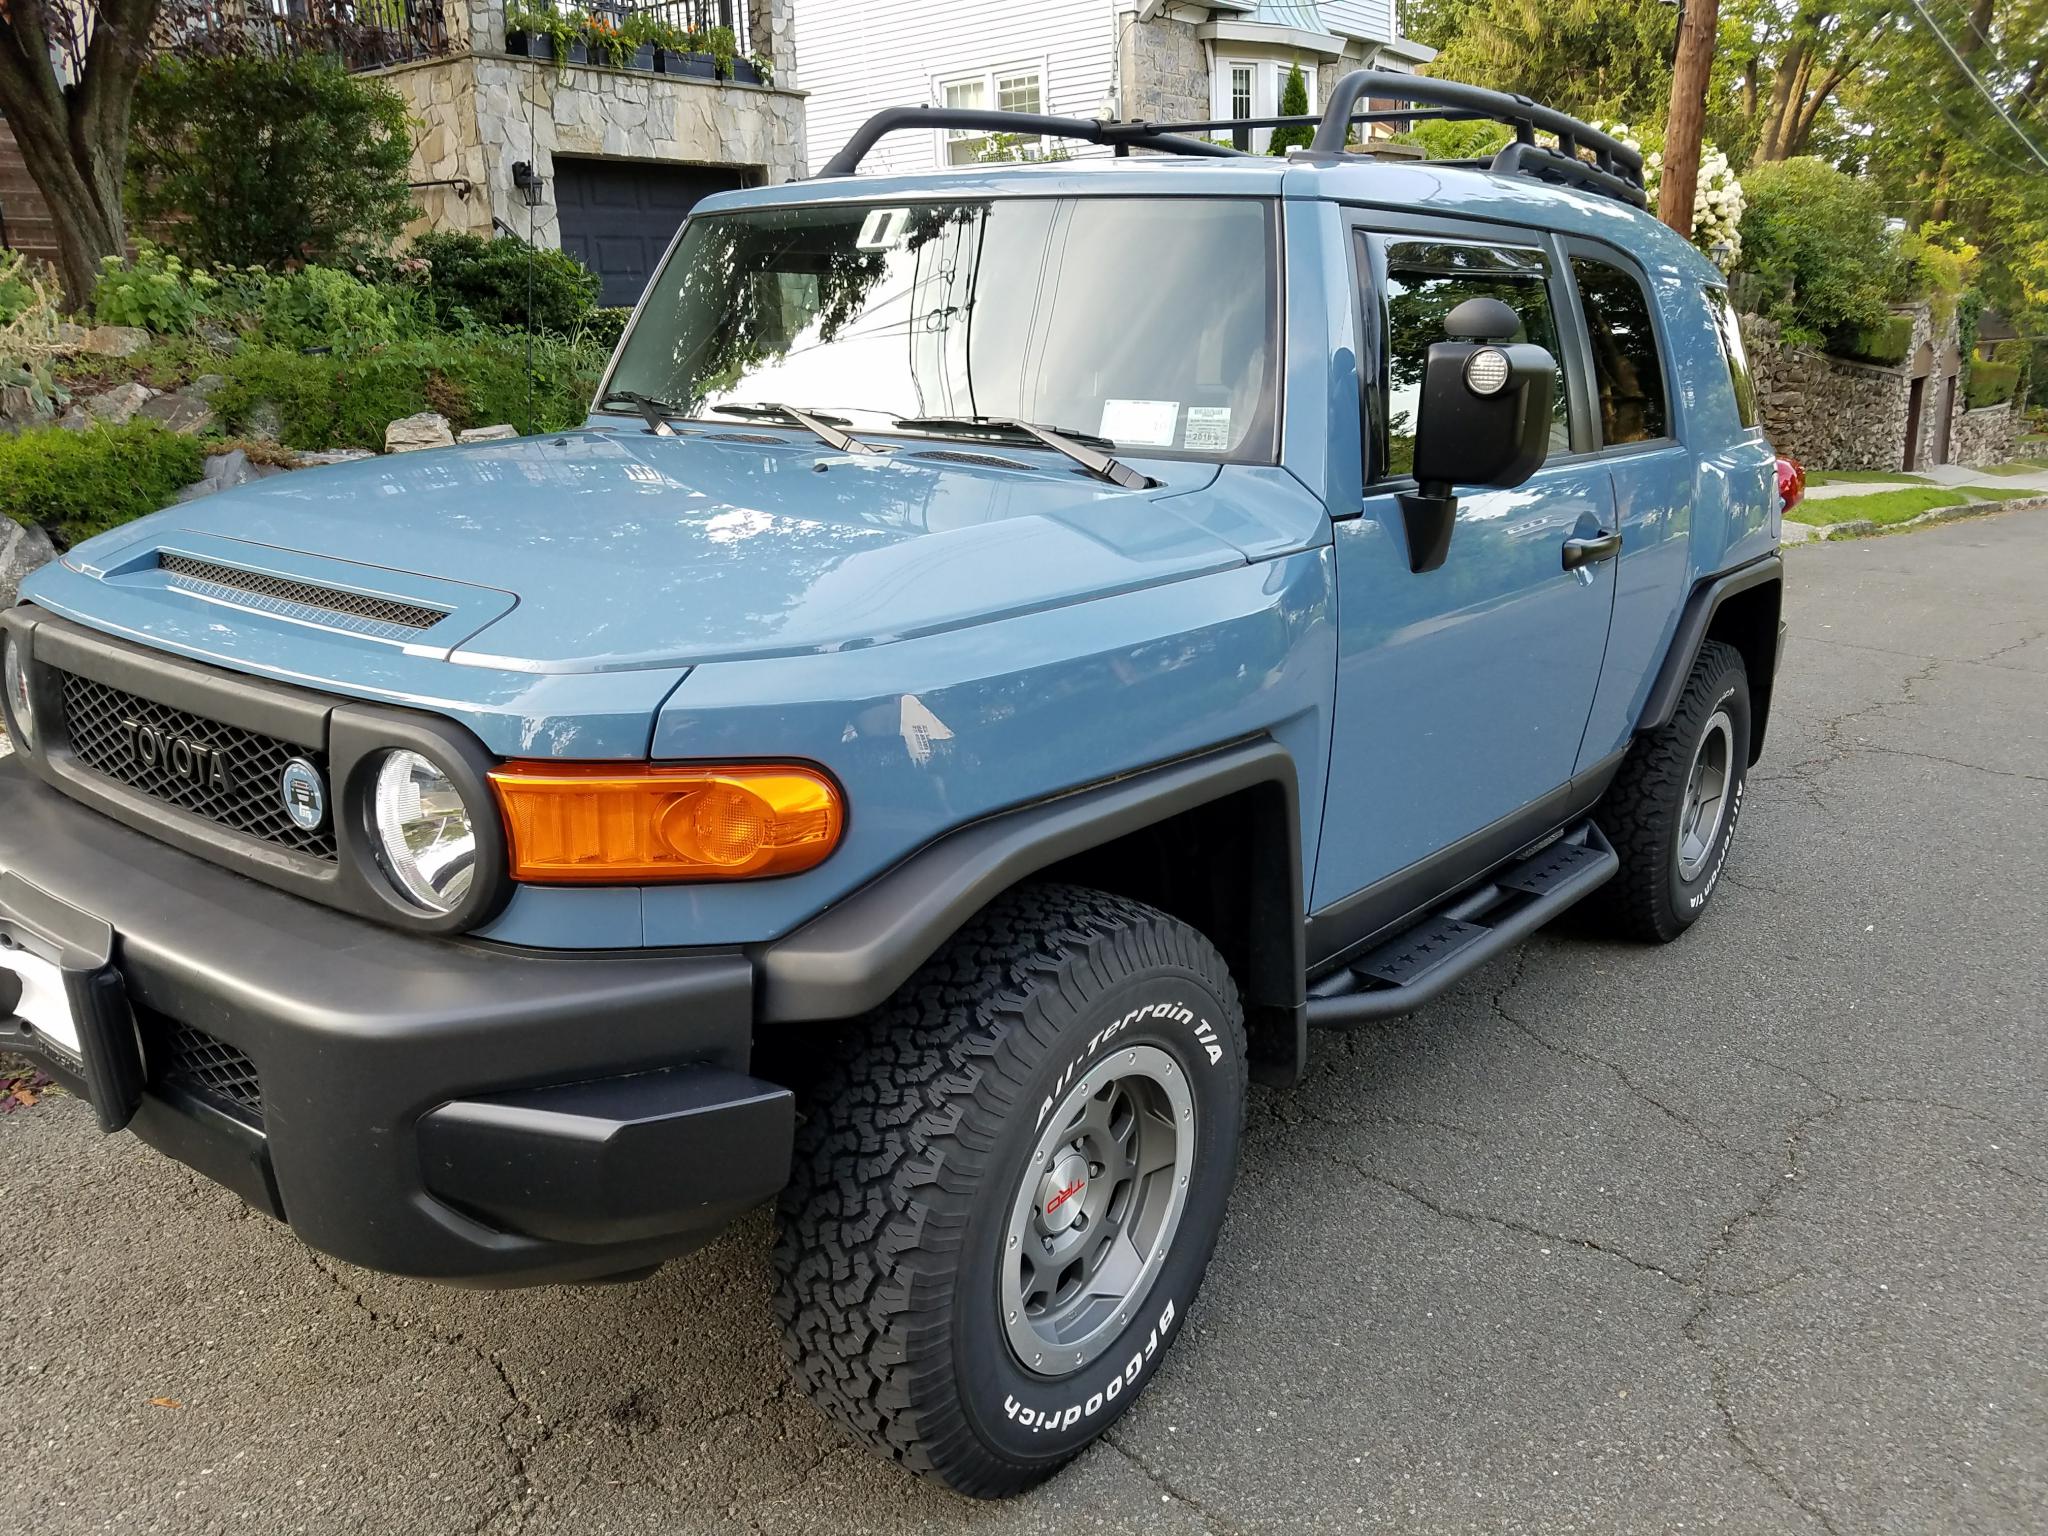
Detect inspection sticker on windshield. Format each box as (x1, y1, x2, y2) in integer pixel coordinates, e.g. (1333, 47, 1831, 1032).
(1183, 407, 1232, 451)
(1099, 399, 1179, 447)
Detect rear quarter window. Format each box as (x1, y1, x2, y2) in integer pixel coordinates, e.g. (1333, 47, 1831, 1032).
(1704, 287, 1759, 429)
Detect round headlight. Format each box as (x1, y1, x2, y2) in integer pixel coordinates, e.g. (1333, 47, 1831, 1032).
(2, 635, 32, 752)
(372, 750, 476, 913)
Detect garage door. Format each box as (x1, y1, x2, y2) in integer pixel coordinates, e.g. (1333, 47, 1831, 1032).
(553, 158, 749, 307)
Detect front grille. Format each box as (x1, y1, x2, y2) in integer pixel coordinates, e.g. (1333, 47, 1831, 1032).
(159, 554, 446, 638)
(58, 672, 337, 859)
(150, 1013, 263, 1123)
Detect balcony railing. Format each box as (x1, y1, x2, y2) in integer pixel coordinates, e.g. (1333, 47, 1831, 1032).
(153, 0, 454, 72)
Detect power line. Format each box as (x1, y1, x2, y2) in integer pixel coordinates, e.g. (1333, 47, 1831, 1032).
(1903, 0, 2048, 169)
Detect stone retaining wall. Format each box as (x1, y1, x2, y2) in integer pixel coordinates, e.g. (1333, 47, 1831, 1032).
(1948, 402, 2024, 469)
(1121, 13, 1208, 124)
(386, 52, 806, 250)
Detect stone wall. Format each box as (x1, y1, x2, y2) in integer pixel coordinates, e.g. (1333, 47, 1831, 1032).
(386, 51, 806, 251)
(1122, 13, 1208, 122)
(1950, 402, 2023, 468)
(1740, 313, 1910, 472)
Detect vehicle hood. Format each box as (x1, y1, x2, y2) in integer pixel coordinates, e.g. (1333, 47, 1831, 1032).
(67, 429, 1253, 673)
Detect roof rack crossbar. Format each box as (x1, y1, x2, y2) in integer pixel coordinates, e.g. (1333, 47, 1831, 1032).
(1309, 70, 1648, 208)
(816, 106, 1247, 178)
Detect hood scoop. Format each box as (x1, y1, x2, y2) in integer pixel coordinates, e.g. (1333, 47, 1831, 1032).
(158, 553, 450, 639)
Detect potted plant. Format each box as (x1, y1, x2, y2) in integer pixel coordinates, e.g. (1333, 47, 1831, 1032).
(662, 23, 716, 77)
(504, 0, 569, 63)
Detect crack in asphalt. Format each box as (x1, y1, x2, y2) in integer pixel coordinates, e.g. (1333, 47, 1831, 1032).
(1101, 1432, 1249, 1534)
(1488, 953, 1771, 1170)
(1792, 627, 2048, 675)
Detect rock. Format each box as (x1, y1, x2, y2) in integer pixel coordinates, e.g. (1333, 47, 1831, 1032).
(188, 373, 227, 402)
(84, 325, 150, 359)
(0, 384, 51, 432)
(242, 400, 283, 443)
(0, 518, 57, 608)
(386, 411, 454, 453)
(138, 390, 217, 435)
(175, 449, 287, 502)
(59, 381, 159, 430)
(52, 322, 90, 352)
(296, 448, 377, 467)
(197, 323, 240, 355)
(457, 423, 518, 443)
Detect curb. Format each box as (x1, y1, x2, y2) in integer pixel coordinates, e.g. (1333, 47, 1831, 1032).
(1799, 492, 2048, 543)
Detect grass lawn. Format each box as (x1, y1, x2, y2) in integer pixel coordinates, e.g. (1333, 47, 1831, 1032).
(1789, 483, 2045, 527)
(1805, 468, 1930, 485)
(1976, 459, 2048, 474)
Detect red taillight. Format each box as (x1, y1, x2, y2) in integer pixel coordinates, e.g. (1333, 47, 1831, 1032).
(1776, 456, 1805, 512)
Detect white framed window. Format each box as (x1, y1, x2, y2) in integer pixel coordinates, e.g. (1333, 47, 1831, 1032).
(935, 63, 1047, 166)
(1214, 60, 1318, 154)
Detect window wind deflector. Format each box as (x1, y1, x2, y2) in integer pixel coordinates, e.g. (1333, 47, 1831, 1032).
(599, 390, 681, 436)
(710, 402, 884, 455)
(891, 416, 1158, 491)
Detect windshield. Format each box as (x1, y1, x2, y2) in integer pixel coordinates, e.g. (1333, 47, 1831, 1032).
(603, 196, 1280, 461)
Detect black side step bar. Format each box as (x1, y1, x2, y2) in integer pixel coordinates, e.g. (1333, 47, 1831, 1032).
(1305, 823, 1618, 1027)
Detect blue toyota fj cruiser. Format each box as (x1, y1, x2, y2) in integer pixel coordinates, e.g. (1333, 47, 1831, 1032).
(0, 74, 1788, 1495)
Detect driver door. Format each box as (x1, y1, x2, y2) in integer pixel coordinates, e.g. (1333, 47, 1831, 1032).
(1310, 223, 1620, 935)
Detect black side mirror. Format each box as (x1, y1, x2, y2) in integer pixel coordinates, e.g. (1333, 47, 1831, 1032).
(1398, 296, 1557, 573)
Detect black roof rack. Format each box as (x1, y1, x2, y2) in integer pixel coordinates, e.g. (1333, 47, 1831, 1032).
(817, 71, 1648, 211)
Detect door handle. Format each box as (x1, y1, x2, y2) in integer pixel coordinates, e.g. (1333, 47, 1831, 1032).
(1561, 531, 1622, 571)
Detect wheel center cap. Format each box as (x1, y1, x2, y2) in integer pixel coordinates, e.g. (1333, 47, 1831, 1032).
(1038, 1151, 1090, 1234)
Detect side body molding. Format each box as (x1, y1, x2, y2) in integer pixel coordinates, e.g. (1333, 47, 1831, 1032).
(756, 738, 1304, 1029)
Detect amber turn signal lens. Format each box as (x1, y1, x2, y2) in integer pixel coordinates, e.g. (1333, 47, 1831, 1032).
(490, 763, 843, 883)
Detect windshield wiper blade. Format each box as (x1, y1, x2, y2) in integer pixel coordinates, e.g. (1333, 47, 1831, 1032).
(711, 402, 883, 455)
(599, 389, 681, 436)
(891, 416, 1157, 490)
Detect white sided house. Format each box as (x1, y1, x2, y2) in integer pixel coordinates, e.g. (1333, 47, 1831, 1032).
(798, 1, 1435, 172)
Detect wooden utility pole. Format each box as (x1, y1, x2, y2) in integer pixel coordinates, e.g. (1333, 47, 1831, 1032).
(1659, 0, 1720, 236)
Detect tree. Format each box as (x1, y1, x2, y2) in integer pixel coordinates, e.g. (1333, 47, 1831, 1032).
(1426, 0, 1679, 125)
(127, 50, 418, 270)
(0, 0, 162, 307)
(1269, 63, 1313, 154)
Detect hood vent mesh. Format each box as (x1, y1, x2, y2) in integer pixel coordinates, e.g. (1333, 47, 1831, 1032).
(158, 554, 447, 637)
(910, 449, 1034, 471)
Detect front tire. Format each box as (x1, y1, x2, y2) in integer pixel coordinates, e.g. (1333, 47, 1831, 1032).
(1592, 638, 1752, 942)
(772, 884, 1247, 1497)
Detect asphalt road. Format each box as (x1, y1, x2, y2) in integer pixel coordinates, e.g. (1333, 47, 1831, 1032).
(4, 509, 2045, 1535)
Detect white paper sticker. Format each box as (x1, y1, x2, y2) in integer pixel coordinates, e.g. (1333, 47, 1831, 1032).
(1183, 406, 1233, 451)
(1099, 398, 1180, 447)
(855, 207, 914, 250)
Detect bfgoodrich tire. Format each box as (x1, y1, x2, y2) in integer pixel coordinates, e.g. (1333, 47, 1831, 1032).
(1592, 638, 1752, 942)
(772, 884, 1247, 1497)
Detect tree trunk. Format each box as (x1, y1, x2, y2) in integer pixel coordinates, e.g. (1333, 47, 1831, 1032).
(1660, 0, 1722, 237)
(0, 0, 158, 308)
(1756, 38, 1807, 161)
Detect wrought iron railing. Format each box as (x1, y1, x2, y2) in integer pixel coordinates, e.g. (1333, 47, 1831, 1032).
(585, 0, 741, 37)
(152, 0, 453, 72)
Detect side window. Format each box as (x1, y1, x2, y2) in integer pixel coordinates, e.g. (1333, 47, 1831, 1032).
(1704, 286, 1759, 428)
(1570, 256, 1668, 445)
(1379, 241, 1572, 480)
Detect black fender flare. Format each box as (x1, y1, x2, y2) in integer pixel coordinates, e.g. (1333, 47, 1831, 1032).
(755, 738, 1307, 1078)
(1637, 552, 1784, 751)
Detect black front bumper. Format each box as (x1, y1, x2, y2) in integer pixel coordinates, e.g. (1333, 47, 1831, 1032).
(0, 754, 790, 1287)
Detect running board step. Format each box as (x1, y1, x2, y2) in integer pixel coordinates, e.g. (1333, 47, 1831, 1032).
(1305, 823, 1618, 1027)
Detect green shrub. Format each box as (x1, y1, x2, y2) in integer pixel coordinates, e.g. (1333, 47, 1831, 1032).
(89, 245, 219, 335)
(255, 265, 418, 350)
(128, 52, 417, 269)
(0, 422, 204, 545)
(406, 232, 601, 336)
(1735, 158, 1901, 344)
(1965, 361, 2020, 410)
(1268, 63, 1313, 155)
(580, 306, 632, 354)
(1391, 117, 1514, 160)
(209, 334, 606, 450)
(1831, 311, 1915, 367)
